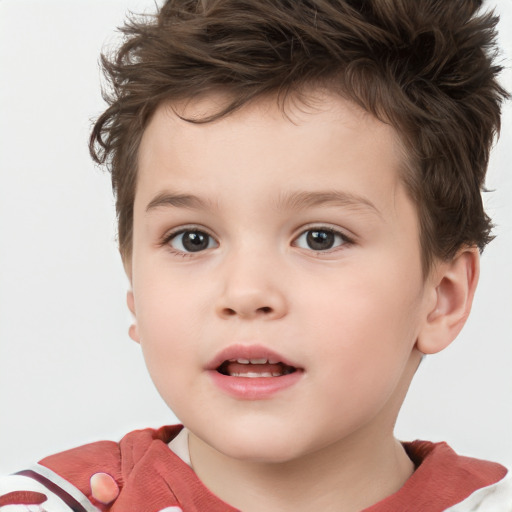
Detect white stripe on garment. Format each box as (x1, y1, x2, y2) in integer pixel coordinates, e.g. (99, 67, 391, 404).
(0, 465, 99, 512)
(0, 474, 75, 512)
(27, 465, 98, 512)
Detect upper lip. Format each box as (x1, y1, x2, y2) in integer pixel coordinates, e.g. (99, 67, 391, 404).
(206, 344, 302, 371)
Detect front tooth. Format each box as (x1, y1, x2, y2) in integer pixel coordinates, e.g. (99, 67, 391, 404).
(246, 371, 265, 378)
(229, 371, 276, 378)
(249, 358, 267, 364)
(236, 358, 250, 364)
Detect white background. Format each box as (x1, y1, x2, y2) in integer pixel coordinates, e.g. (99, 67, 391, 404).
(0, 0, 511, 474)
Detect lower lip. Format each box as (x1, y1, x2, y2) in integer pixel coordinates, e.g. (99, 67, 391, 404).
(208, 370, 303, 400)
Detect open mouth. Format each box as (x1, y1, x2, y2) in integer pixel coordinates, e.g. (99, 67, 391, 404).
(209, 347, 303, 398)
(217, 358, 297, 378)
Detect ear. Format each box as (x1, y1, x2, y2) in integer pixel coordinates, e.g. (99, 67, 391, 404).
(127, 290, 140, 344)
(122, 254, 140, 343)
(416, 247, 479, 355)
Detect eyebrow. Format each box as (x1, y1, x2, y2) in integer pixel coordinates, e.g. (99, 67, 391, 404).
(274, 190, 382, 217)
(145, 189, 381, 216)
(146, 192, 215, 213)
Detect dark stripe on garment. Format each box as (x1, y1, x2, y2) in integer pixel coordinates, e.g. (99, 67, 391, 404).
(14, 470, 89, 512)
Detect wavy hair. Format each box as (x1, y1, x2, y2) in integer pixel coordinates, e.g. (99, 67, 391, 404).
(90, 0, 508, 272)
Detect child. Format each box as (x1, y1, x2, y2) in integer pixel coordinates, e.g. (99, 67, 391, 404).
(1, 0, 510, 511)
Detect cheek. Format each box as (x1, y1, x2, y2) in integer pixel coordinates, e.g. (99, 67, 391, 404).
(304, 267, 424, 384)
(309, 266, 421, 336)
(300, 291, 422, 436)
(134, 277, 204, 375)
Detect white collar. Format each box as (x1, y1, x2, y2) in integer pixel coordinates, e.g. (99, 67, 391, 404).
(168, 427, 192, 467)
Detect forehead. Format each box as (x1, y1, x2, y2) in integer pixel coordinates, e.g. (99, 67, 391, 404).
(135, 90, 409, 220)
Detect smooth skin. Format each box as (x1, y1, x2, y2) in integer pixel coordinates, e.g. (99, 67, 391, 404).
(125, 91, 479, 512)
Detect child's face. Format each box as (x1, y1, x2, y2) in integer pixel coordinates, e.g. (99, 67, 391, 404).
(128, 91, 435, 463)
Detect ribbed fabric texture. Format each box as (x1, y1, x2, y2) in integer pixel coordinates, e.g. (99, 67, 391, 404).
(38, 426, 507, 512)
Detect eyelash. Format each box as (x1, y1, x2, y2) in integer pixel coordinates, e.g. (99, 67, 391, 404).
(161, 225, 354, 256)
(162, 226, 218, 257)
(292, 226, 353, 253)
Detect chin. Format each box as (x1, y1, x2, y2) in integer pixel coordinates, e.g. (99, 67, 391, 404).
(222, 444, 306, 464)
(203, 421, 314, 465)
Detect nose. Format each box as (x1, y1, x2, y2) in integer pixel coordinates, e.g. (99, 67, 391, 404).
(215, 252, 288, 320)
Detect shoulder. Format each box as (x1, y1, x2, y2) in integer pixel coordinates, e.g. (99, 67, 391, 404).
(445, 470, 512, 511)
(403, 441, 510, 511)
(0, 465, 99, 512)
(403, 440, 507, 484)
(0, 426, 182, 512)
(364, 441, 510, 512)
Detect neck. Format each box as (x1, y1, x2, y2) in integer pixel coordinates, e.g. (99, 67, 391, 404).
(188, 427, 414, 512)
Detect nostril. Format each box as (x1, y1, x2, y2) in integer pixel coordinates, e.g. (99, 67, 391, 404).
(221, 306, 272, 317)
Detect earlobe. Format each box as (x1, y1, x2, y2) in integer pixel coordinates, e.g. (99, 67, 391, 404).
(416, 248, 479, 355)
(127, 290, 140, 344)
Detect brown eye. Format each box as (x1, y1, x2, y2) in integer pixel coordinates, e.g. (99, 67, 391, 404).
(294, 228, 347, 251)
(307, 230, 335, 250)
(169, 230, 217, 253)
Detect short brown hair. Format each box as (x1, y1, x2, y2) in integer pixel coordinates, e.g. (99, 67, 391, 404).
(90, 0, 508, 272)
